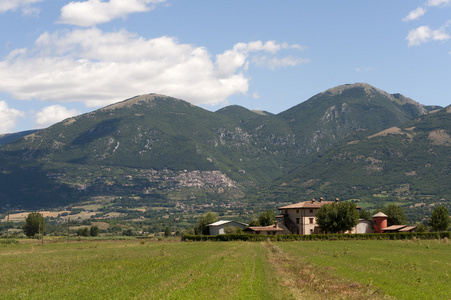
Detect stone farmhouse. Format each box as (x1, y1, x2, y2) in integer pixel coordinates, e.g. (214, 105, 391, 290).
(246, 197, 372, 235)
(207, 198, 415, 236)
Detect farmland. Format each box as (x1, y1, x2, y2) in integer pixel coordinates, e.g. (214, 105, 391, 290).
(1, 238, 450, 299)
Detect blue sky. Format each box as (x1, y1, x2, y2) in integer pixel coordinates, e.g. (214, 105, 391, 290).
(0, 0, 450, 134)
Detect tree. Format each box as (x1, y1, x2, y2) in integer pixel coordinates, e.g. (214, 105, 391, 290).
(429, 205, 450, 232)
(164, 226, 171, 237)
(258, 210, 276, 226)
(22, 212, 45, 238)
(195, 212, 218, 235)
(316, 202, 360, 233)
(122, 228, 136, 236)
(77, 227, 89, 237)
(224, 226, 242, 234)
(379, 204, 407, 226)
(416, 223, 428, 233)
(359, 209, 372, 221)
(90, 226, 99, 237)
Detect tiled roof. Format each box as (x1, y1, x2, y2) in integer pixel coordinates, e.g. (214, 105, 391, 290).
(382, 225, 407, 231)
(244, 225, 284, 232)
(278, 200, 334, 210)
(399, 226, 417, 232)
(373, 212, 388, 218)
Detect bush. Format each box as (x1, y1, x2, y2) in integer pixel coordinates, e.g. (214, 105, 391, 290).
(182, 231, 451, 242)
(77, 227, 89, 237)
(90, 226, 99, 237)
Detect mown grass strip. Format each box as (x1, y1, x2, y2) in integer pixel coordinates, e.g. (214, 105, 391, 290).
(263, 240, 385, 300)
(276, 239, 451, 300)
(0, 240, 289, 299)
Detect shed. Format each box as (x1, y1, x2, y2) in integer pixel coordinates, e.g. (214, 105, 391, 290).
(382, 225, 408, 232)
(243, 221, 285, 235)
(207, 220, 248, 235)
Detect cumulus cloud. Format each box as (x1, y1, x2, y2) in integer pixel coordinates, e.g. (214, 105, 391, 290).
(35, 105, 80, 128)
(427, 0, 451, 6)
(406, 24, 451, 46)
(0, 28, 307, 108)
(0, 101, 25, 134)
(403, 7, 427, 22)
(0, 0, 42, 14)
(59, 0, 166, 27)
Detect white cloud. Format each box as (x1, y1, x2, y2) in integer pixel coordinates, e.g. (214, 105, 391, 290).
(216, 40, 307, 74)
(35, 105, 80, 128)
(252, 92, 260, 99)
(406, 24, 451, 46)
(59, 0, 166, 27)
(252, 56, 309, 70)
(427, 0, 451, 7)
(0, 0, 42, 14)
(403, 7, 427, 22)
(0, 28, 307, 108)
(355, 66, 374, 72)
(0, 101, 25, 134)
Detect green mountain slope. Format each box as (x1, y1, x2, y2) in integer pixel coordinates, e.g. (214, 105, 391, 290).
(255, 106, 451, 211)
(0, 130, 40, 146)
(278, 83, 428, 155)
(0, 84, 441, 210)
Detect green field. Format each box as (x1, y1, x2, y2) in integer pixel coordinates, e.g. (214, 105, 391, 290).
(1, 239, 450, 299)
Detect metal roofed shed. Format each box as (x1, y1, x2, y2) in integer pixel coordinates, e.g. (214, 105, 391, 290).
(206, 220, 248, 235)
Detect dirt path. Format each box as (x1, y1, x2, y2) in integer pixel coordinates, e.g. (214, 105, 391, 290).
(263, 241, 391, 300)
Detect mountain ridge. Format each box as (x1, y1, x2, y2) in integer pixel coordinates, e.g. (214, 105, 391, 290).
(0, 83, 447, 215)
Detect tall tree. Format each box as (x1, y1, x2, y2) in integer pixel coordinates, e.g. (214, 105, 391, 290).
(90, 226, 99, 237)
(380, 204, 407, 226)
(164, 226, 171, 237)
(196, 212, 218, 235)
(22, 212, 45, 238)
(316, 202, 360, 233)
(429, 205, 450, 232)
(258, 210, 276, 226)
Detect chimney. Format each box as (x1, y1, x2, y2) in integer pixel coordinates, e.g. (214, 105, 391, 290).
(335, 198, 339, 203)
(311, 198, 316, 203)
(319, 197, 323, 202)
(274, 220, 279, 228)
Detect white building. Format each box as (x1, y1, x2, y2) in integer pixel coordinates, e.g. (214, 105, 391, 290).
(207, 220, 248, 235)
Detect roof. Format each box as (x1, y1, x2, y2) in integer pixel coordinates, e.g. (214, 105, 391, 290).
(244, 224, 284, 232)
(373, 212, 388, 218)
(278, 200, 335, 210)
(399, 226, 417, 232)
(207, 220, 248, 227)
(382, 225, 407, 231)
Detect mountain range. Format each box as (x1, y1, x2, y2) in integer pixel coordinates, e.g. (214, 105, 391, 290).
(0, 83, 449, 220)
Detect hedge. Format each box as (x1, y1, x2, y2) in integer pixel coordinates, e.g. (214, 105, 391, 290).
(183, 231, 451, 242)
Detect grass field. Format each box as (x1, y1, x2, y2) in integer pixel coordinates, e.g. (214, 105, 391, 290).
(1, 238, 450, 299)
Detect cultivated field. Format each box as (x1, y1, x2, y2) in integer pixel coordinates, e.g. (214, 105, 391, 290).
(0, 239, 449, 299)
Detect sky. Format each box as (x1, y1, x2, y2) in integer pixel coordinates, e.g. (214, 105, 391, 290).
(0, 0, 450, 134)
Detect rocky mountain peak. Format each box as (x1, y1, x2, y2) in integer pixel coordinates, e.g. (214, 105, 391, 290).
(101, 93, 190, 111)
(321, 83, 392, 99)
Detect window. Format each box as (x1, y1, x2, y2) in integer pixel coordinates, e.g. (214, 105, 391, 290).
(309, 209, 313, 213)
(310, 229, 313, 234)
(296, 209, 299, 214)
(309, 218, 314, 224)
(296, 218, 300, 224)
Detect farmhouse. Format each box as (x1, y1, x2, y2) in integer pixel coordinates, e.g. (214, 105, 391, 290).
(276, 197, 372, 235)
(207, 220, 248, 235)
(278, 197, 345, 234)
